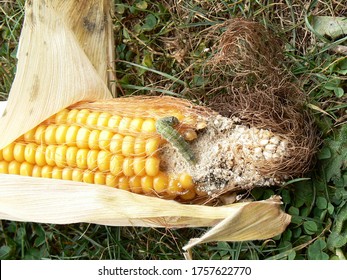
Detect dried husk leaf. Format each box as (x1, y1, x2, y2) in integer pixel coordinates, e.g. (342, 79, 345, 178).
(0, 0, 113, 150)
(54, 0, 115, 86)
(0, 174, 290, 243)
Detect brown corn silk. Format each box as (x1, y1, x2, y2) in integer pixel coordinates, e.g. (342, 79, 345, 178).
(0, 0, 291, 252)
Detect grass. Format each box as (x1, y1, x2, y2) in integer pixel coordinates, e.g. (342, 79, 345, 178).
(0, 0, 347, 260)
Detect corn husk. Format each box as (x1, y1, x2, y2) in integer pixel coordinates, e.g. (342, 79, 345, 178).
(0, 175, 290, 250)
(0, 0, 113, 150)
(0, 0, 291, 251)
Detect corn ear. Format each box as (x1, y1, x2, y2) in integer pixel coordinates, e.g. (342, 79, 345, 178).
(0, 0, 292, 251)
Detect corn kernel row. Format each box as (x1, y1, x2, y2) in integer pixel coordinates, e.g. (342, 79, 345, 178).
(22, 124, 161, 156)
(0, 159, 195, 200)
(2, 142, 162, 177)
(54, 109, 158, 134)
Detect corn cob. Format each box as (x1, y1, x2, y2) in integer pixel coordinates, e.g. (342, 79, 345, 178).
(0, 97, 290, 202)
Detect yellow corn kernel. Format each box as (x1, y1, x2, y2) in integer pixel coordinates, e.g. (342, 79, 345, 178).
(72, 168, 83, 181)
(56, 125, 69, 145)
(35, 145, 47, 166)
(129, 176, 142, 194)
(66, 109, 79, 124)
(76, 127, 90, 149)
(87, 150, 99, 171)
(52, 167, 63, 179)
(97, 112, 112, 127)
(167, 178, 183, 196)
(97, 150, 111, 172)
(141, 176, 154, 194)
(0, 150, 2, 161)
(20, 162, 34, 176)
(145, 137, 160, 156)
(24, 143, 37, 164)
(94, 171, 106, 185)
(32, 165, 42, 177)
(0, 161, 9, 173)
(83, 171, 94, 184)
(180, 189, 196, 200)
(2, 143, 15, 162)
(129, 118, 144, 132)
(55, 145, 67, 168)
(133, 157, 146, 176)
(66, 146, 78, 167)
(55, 109, 69, 124)
(141, 118, 156, 133)
(105, 174, 118, 187)
(45, 125, 57, 145)
(134, 138, 146, 156)
(13, 143, 26, 162)
(174, 112, 185, 121)
(23, 128, 36, 142)
(110, 154, 124, 176)
(179, 173, 194, 190)
(62, 167, 73, 180)
(76, 109, 90, 124)
(86, 111, 100, 126)
(122, 135, 135, 156)
(34, 125, 46, 144)
(153, 172, 168, 193)
(65, 125, 79, 147)
(123, 157, 134, 176)
(118, 176, 129, 191)
(45, 145, 57, 166)
(118, 117, 131, 134)
(108, 115, 122, 129)
(145, 157, 160, 177)
(76, 149, 88, 169)
(99, 130, 113, 150)
(88, 130, 100, 149)
(8, 161, 21, 174)
(109, 134, 123, 154)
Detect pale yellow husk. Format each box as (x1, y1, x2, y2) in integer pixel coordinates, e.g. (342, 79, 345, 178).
(0, 175, 290, 244)
(0, 0, 113, 150)
(0, 0, 291, 251)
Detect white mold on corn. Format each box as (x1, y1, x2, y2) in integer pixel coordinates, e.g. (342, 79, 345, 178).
(159, 115, 289, 196)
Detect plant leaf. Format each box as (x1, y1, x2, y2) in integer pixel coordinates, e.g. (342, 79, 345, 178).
(311, 16, 347, 39)
(303, 221, 318, 235)
(308, 239, 329, 260)
(142, 14, 157, 31)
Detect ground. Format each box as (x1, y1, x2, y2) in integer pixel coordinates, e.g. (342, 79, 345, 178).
(0, 0, 346, 260)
